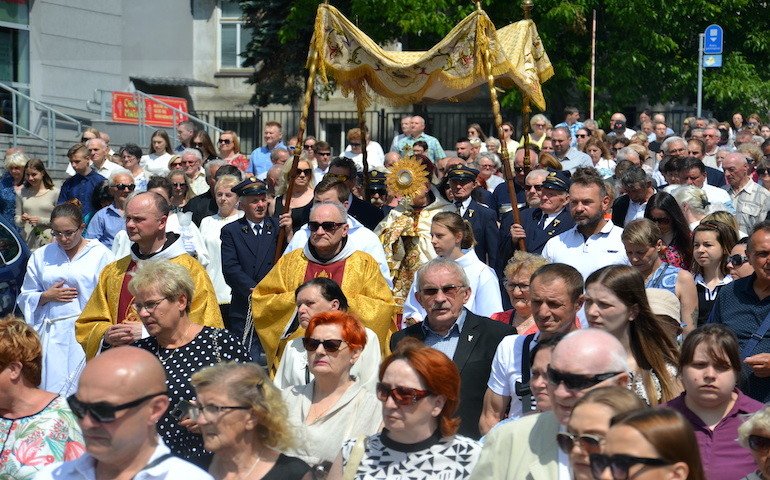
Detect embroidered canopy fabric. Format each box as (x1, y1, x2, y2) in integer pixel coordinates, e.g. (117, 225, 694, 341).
(310, 4, 554, 110)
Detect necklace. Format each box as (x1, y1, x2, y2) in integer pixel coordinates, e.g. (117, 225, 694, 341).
(156, 323, 192, 364)
(239, 454, 261, 480)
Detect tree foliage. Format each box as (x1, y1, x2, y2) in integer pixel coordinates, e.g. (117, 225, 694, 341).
(240, 0, 770, 120)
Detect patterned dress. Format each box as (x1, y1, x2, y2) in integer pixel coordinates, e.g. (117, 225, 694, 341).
(0, 395, 85, 480)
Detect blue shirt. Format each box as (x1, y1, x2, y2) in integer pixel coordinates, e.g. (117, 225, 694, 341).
(421, 309, 467, 360)
(248, 141, 286, 178)
(554, 121, 584, 147)
(0, 173, 17, 227)
(85, 204, 125, 249)
(392, 133, 446, 162)
(58, 170, 106, 222)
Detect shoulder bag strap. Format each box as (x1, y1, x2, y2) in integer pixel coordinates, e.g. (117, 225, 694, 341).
(342, 436, 367, 480)
(742, 309, 770, 359)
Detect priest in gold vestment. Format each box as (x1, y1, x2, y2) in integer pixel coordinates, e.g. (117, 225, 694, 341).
(252, 201, 396, 374)
(76, 192, 223, 359)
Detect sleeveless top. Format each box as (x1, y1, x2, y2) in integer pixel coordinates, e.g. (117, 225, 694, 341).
(645, 263, 679, 294)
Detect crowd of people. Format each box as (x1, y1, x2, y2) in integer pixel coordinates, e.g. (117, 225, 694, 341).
(2, 108, 770, 479)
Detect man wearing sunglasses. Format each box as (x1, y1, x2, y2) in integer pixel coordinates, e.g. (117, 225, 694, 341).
(180, 149, 208, 196)
(391, 258, 515, 439)
(251, 200, 395, 375)
(37, 346, 212, 479)
(471, 329, 629, 479)
(84, 170, 134, 249)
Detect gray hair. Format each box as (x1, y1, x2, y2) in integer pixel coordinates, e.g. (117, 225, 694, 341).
(108, 168, 133, 185)
(86, 138, 107, 149)
(205, 159, 227, 179)
(477, 152, 501, 170)
(270, 148, 290, 163)
(180, 148, 203, 162)
(485, 137, 501, 148)
(671, 185, 710, 216)
(526, 168, 549, 183)
(660, 136, 686, 155)
(128, 260, 194, 314)
(558, 329, 630, 373)
(616, 147, 640, 164)
(4, 151, 28, 169)
(552, 126, 571, 138)
(415, 258, 470, 291)
(309, 200, 348, 222)
(738, 406, 770, 449)
(620, 165, 650, 188)
(530, 113, 550, 129)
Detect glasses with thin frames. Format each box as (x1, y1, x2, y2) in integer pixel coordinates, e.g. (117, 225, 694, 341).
(375, 383, 433, 406)
(67, 392, 167, 423)
(132, 298, 167, 313)
(189, 403, 250, 420)
(52, 228, 80, 238)
(302, 338, 347, 353)
(589, 453, 672, 480)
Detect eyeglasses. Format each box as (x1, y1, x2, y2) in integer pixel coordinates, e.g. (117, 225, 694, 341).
(193, 142, 204, 148)
(113, 183, 136, 191)
(479, 164, 496, 170)
(547, 365, 623, 391)
(172, 182, 188, 188)
(757, 168, 770, 176)
(556, 432, 604, 455)
(728, 254, 749, 267)
(504, 281, 530, 291)
(649, 216, 671, 225)
(316, 151, 332, 157)
(349, 142, 362, 147)
(589, 453, 672, 480)
(296, 168, 313, 177)
(419, 284, 466, 297)
(303, 144, 315, 149)
(52, 228, 80, 238)
(576, 134, 589, 138)
(749, 435, 770, 451)
(170, 162, 183, 168)
(132, 298, 167, 313)
(375, 383, 433, 406)
(534, 123, 546, 128)
(181, 160, 197, 165)
(526, 184, 543, 191)
(308, 221, 346, 232)
(189, 403, 250, 420)
(302, 338, 347, 352)
(67, 392, 167, 423)
(218, 139, 232, 144)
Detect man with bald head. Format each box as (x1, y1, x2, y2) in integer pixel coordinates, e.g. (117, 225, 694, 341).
(723, 152, 770, 232)
(470, 329, 630, 479)
(36, 346, 212, 479)
(76, 192, 222, 359)
(391, 115, 446, 163)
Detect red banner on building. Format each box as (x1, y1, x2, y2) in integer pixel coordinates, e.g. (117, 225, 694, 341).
(111, 92, 188, 127)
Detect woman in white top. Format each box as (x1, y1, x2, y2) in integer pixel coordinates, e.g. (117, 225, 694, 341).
(140, 129, 174, 176)
(275, 278, 380, 393)
(584, 137, 616, 179)
(343, 127, 384, 171)
(119, 144, 148, 192)
(17, 202, 114, 395)
(199, 175, 244, 321)
(402, 212, 502, 324)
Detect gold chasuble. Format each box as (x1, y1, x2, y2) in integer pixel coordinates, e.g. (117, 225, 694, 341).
(252, 247, 396, 375)
(76, 237, 223, 359)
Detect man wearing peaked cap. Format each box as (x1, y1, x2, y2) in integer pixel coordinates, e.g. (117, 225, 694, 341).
(220, 175, 293, 363)
(448, 164, 499, 267)
(366, 170, 390, 210)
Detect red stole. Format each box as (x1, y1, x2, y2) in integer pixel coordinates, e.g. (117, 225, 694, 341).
(117, 260, 141, 324)
(304, 258, 348, 284)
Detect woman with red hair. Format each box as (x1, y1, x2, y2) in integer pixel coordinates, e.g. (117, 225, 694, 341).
(329, 337, 482, 479)
(282, 310, 382, 476)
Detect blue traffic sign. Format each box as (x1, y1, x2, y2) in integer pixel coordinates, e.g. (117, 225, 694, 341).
(704, 24, 723, 55)
(703, 54, 722, 68)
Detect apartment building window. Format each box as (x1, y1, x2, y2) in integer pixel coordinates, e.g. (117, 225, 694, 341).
(219, 1, 251, 70)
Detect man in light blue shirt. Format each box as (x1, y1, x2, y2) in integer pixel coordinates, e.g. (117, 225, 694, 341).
(248, 121, 286, 179)
(553, 106, 583, 147)
(85, 170, 133, 249)
(391, 115, 446, 163)
(551, 127, 592, 173)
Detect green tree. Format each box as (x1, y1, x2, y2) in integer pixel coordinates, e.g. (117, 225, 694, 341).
(240, 0, 770, 120)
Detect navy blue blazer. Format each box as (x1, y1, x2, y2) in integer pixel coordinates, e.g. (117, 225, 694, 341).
(706, 166, 726, 188)
(497, 207, 575, 276)
(220, 216, 280, 324)
(462, 199, 498, 267)
(489, 181, 526, 220)
(390, 310, 515, 439)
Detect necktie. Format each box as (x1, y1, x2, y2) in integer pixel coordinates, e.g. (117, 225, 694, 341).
(539, 214, 547, 229)
(455, 201, 464, 216)
(254, 224, 262, 236)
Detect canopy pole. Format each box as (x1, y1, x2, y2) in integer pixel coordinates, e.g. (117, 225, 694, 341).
(358, 108, 370, 201)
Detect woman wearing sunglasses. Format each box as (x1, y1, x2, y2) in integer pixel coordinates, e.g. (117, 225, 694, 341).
(275, 278, 380, 392)
(738, 406, 770, 480)
(329, 337, 481, 479)
(621, 219, 698, 335)
(584, 265, 681, 406)
(644, 192, 693, 270)
(0, 316, 85, 478)
(591, 408, 705, 480)
(217, 131, 249, 172)
(270, 158, 314, 233)
(663, 324, 763, 480)
(728, 238, 754, 279)
(189, 362, 312, 480)
(560, 386, 646, 480)
(129, 260, 251, 469)
(167, 168, 195, 213)
(141, 129, 174, 176)
(282, 310, 381, 474)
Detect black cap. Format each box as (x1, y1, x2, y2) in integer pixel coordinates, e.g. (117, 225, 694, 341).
(447, 164, 479, 182)
(541, 170, 571, 192)
(231, 176, 267, 196)
(367, 170, 387, 191)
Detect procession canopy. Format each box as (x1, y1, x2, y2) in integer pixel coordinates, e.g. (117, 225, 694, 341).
(309, 4, 554, 111)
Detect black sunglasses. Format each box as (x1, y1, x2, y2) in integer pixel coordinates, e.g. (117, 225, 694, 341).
(113, 183, 136, 191)
(302, 338, 346, 352)
(749, 435, 770, 451)
(218, 139, 232, 144)
(375, 382, 432, 406)
(728, 254, 749, 267)
(547, 365, 623, 391)
(757, 168, 770, 176)
(308, 221, 346, 232)
(590, 453, 672, 479)
(67, 392, 167, 423)
(296, 168, 313, 177)
(649, 216, 671, 225)
(556, 432, 604, 455)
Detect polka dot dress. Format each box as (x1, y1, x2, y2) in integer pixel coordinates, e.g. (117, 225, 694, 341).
(134, 326, 252, 468)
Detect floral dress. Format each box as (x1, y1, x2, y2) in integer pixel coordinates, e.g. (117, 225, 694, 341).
(0, 395, 85, 479)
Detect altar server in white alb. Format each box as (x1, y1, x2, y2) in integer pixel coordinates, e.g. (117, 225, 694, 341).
(17, 202, 114, 395)
(402, 212, 502, 325)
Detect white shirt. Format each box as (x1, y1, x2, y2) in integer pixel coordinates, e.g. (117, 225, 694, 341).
(199, 211, 245, 303)
(624, 200, 647, 226)
(557, 148, 593, 173)
(66, 159, 123, 178)
(664, 183, 734, 214)
(111, 212, 210, 266)
(188, 168, 209, 196)
(34, 437, 213, 480)
(312, 164, 328, 185)
(141, 152, 173, 176)
(343, 142, 385, 171)
(457, 196, 472, 217)
(542, 208, 565, 229)
(487, 333, 540, 420)
(542, 221, 629, 280)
